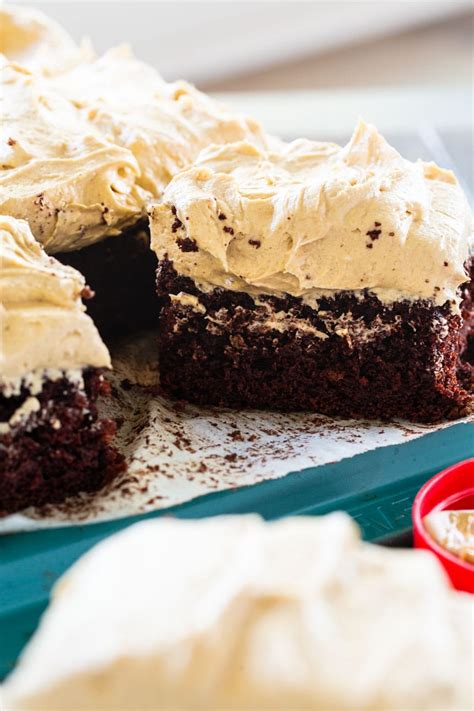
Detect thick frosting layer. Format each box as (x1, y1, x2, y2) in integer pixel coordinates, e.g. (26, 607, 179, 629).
(51, 45, 269, 199)
(0, 4, 91, 76)
(0, 58, 144, 253)
(1, 35, 268, 253)
(3, 514, 471, 710)
(0, 216, 110, 391)
(150, 121, 472, 306)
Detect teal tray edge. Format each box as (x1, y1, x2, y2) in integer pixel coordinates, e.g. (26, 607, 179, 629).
(0, 422, 473, 679)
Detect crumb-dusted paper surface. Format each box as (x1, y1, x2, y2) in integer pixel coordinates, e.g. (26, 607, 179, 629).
(1, 331, 471, 533)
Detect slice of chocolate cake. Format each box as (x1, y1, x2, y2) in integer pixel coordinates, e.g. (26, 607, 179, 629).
(150, 121, 473, 422)
(0, 216, 125, 516)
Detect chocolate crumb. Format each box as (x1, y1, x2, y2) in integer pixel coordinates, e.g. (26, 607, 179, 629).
(389, 232, 395, 236)
(7, 137, 16, 146)
(171, 217, 183, 233)
(366, 243, 373, 249)
(115, 416, 125, 430)
(248, 239, 261, 248)
(223, 226, 234, 235)
(444, 261, 449, 267)
(171, 206, 177, 215)
(366, 228, 381, 241)
(374, 221, 381, 227)
(176, 236, 199, 252)
(218, 212, 227, 221)
(80, 286, 95, 300)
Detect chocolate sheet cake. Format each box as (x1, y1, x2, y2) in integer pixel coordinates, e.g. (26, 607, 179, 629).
(1, 15, 268, 338)
(151, 122, 473, 422)
(0, 217, 124, 515)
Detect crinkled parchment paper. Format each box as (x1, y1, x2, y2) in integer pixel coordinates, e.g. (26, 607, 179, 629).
(1, 330, 471, 533)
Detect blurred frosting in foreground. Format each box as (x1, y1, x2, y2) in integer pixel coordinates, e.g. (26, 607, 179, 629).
(3, 514, 472, 710)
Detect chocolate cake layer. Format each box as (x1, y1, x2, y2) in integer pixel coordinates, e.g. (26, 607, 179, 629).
(58, 223, 157, 342)
(156, 260, 473, 423)
(0, 370, 125, 515)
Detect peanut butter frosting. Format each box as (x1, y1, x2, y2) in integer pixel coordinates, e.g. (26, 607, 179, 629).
(150, 120, 472, 307)
(0, 215, 110, 394)
(1, 35, 268, 254)
(0, 58, 145, 253)
(51, 45, 269, 199)
(3, 514, 472, 710)
(425, 510, 474, 564)
(0, 4, 90, 77)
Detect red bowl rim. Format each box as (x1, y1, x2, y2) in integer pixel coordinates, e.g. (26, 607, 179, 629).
(413, 458, 474, 575)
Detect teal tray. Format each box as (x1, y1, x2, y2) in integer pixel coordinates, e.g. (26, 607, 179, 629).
(0, 422, 472, 680)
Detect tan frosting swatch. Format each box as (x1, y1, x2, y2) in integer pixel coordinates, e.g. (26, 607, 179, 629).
(0, 58, 145, 253)
(51, 45, 269, 199)
(424, 510, 474, 564)
(1, 34, 268, 254)
(151, 120, 472, 306)
(3, 514, 472, 710)
(0, 215, 110, 390)
(0, 3, 91, 77)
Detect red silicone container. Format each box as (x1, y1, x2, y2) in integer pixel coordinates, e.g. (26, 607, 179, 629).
(413, 458, 474, 593)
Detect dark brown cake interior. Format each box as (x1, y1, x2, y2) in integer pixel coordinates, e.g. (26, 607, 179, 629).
(156, 259, 473, 423)
(0, 370, 125, 515)
(57, 222, 158, 342)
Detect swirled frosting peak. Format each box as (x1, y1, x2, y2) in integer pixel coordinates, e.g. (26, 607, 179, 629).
(51, 45, 270, 199)
(0, 58, 144, 253)
(150, 120, 472, 307)
(0, 3, 91, 77)
(0, 216, 110, 387)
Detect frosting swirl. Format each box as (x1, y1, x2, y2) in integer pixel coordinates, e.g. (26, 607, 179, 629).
(0, 216, 110, 386)
(51, 45, 269, 200)
(150, 120, 472, 306)
(0, 58, 145, 253)
(0, 3, 91, 77)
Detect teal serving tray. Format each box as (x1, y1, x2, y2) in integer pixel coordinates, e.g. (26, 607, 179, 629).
(0, 422, 473, 680)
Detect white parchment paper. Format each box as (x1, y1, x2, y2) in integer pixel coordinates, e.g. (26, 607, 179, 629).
(1, 330, 471, 533)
